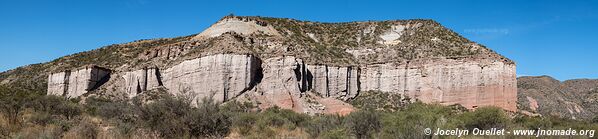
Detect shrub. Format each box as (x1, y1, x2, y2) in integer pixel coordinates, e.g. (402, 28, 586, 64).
(55, 101, 83, 120)
(459, 107, 509, 129)
(28, 95, 64, 113)
(258, 106, 309, 130)
(28, 112, 52, 126)
(0, 85, 39, 125)
(305, 114, 344, 138)
(183, 96, 231, 138)
(380, 102, 456, 139)
(344, 110, 381, 139)
(320, 127, 350, 139)
(73, 119, 99, 139)
(137, 95, 190, 138)
(231, 112, 258, 135)
(513, 115, 552, 130)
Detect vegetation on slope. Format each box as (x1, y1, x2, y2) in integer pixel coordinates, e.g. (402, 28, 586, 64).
(1, 85, 597, 139)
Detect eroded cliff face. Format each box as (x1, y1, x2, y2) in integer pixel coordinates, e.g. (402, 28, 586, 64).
(161, 54, 261, 103)
(47, 66, 110, 98)
(42, 16, 518, 115)
(360, 59, 517, 111)
(47, 53, 516, 114)
(122, 68, 162, 98)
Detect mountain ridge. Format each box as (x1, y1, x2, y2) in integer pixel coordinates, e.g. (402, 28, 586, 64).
(1, 15, 517, 115)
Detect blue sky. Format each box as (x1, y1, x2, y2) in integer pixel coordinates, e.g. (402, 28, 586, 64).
(0, 0, 596, 80)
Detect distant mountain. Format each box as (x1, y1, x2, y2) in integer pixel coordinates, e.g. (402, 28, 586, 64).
(518, 76, 598, 120)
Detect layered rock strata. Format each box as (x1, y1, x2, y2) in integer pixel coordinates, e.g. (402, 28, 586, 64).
(160, 54, 261, 102)
(360, 59, 517, 111)
(41, 16, 519, 114)
(48, 54, 517, 113)
(122, 68, 162, 98)
(47, 66, 111, 98)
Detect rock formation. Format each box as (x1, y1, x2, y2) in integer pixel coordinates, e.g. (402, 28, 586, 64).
(518, 76, 598, 120)
(122, 67, 162, 98)
(33, 15, 519, 114)
(160, 54, 261, 102)
(47, 65, 110, 98)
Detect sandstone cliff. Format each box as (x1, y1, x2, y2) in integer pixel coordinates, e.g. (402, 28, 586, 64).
(0, 15, 517, 115)
(47, 65, 110, 98)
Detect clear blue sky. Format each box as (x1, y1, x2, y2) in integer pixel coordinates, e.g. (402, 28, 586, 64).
(0, 0, 596, 80)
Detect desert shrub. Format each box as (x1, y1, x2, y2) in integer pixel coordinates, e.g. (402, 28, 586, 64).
(221, 101, 255, 113)
(344, 110, 381, 139)
(349, 91, 410, 111)
(320, 127, 350, 139)
(380, 102, 457, 139)
(258, 106, 309, 130)
(459, 106, 509, 130)
(28, 95, 64, 113)
(231, 112, 258, 135)
(12, 125, 62, 139)
(137, 95, 190, 138)
(513, 115, 552, 130)
(183, 96, 231, 138)
(28, 112, 53, 126)
(86, 97, 136, 120)
(72, 119, 99, 139)
(305, 114, 344, 138)
(256, 108, 287, 129)
(55, 101, 83, 120)
(0, 85, 40, 125)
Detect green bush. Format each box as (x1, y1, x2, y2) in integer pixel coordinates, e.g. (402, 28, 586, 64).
(231, 112, 258, 135)
(379, 102, 457, 139)
(513, 115, 552, 130)
(459, 106, 509, 130)
(320, 127, 350, 139)
(305, 114, 344, 138)
(73, 119, 99, 139)
(344, 110, 381, 139)
(183, 96, 231, 138)
(28, 112, 52, 126)
(137, 95, 190, 138)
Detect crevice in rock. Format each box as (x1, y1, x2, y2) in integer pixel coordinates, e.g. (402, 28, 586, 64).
(228, 55, 264, 101)
(354, 67, 361, 99)
(136, 81, 142, 94)
(346, 67, 352, 99)
(325, 65, 330, 97)
(300, 62, 309, 92)
(403, 61, 410, 95)
(306, 67, 314, 91)
(62, 70, 71, 96)
(143, 68, 148, 92)
(88, 72, 111, 91)
(155, 68, 164, 86)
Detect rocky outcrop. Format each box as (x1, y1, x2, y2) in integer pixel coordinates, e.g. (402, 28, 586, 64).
(253, 56, 305, 111)
(245, 56, 356, 114)
(122, 68, 162, 98)
(518, 76, 598, 120)
(46, 54, 517, 114)
(39, 16, 520, 115)
(192, 17, 281, 40)
(307, 65, 359, 100)
(160, 54, 261, 103)
(47, 66, 111, 98)
(360, 59, 517, 111)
